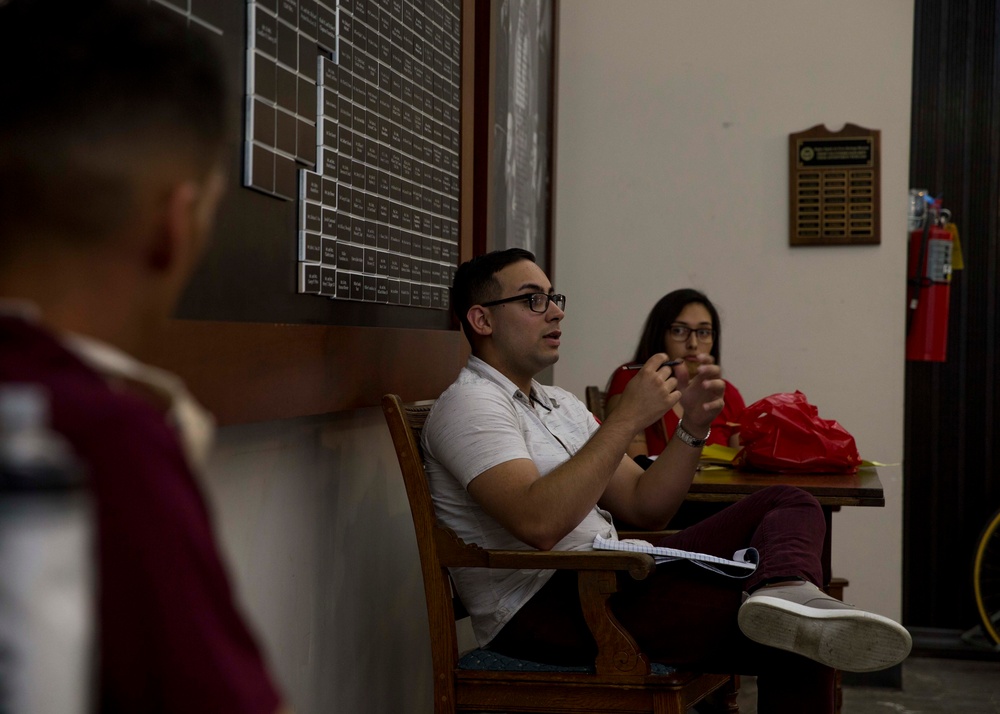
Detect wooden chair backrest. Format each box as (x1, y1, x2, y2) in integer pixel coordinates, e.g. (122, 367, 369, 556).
(585, 385, 606, 420)
(381, 395, 462, 706)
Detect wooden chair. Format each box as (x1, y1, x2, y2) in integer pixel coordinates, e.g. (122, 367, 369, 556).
(585, 385, 607, 420)
(381, 393, 739, 714)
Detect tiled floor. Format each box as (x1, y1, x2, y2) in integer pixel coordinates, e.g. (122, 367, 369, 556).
(732, 656, 1000, 713)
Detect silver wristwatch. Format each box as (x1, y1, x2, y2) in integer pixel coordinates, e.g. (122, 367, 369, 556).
(675, 419, 710, 448)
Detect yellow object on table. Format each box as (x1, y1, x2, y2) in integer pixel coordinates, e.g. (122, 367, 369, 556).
(699, 442, 889, 471)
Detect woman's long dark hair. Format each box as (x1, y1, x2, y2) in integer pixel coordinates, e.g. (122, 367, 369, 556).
(632, 289, 722, 364)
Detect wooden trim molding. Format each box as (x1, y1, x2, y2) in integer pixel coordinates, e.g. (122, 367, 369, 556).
(140, 320, 468, 426)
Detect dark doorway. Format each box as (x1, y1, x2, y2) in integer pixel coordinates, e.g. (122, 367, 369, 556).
(905, 0, 1000, 654)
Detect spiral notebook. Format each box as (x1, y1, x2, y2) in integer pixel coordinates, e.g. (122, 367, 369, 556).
(593, 534, 759, 579)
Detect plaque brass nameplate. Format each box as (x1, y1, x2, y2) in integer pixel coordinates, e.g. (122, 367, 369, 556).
(789, 123, 881, 246)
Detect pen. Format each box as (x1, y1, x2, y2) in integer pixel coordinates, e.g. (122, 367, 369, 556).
(625, 359, 683, 370)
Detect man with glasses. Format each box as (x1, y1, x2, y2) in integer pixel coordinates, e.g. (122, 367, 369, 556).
(422, 248, 910, 713)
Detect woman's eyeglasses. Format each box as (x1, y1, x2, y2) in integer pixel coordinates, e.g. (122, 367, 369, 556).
(668, 324, 715, 343)
(480, 292, 567, 313)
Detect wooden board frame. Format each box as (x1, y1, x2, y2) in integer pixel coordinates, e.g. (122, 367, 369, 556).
(475, 0, 558, 276)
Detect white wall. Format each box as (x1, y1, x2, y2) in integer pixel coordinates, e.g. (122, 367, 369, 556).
(553, 0, 913, 619)
(201, 409, 432, 713)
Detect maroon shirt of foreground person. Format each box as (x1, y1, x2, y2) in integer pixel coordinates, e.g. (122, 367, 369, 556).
(0, 315, 282, 713)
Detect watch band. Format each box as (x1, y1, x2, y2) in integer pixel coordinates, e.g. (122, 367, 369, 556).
(675, 419, 710, 448)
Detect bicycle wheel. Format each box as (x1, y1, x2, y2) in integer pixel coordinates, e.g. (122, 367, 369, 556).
(973, 508, 1000, 645)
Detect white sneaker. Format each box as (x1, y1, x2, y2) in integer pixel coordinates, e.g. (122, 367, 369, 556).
(737, 582, 912, 672)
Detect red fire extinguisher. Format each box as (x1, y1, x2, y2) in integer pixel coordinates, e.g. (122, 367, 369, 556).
(906, 195, 953, 362)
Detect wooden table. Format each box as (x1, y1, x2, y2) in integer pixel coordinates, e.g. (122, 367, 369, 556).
(683, 465, 885, 588)
(688, 465, 884, 507)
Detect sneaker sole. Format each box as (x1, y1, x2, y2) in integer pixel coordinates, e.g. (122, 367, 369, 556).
(738, 595, 912, 672)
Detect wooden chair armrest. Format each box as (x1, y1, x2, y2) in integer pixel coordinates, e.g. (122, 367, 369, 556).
(488, 550, 656, 579)
(434, 526, 656, 580)
(618, 529, 680, 541)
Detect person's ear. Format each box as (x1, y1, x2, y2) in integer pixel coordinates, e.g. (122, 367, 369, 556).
(467, 305, 493, 337)
(146, 180, 199, 273)
(146, 169, 224, 275)
(192, 169, 226, 241)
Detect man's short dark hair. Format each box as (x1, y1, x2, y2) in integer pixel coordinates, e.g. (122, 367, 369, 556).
(0, 0, 229, 253)
(451, 248, 536, 346)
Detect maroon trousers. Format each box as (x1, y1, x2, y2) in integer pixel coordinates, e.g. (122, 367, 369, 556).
(489, 485, 836, 713)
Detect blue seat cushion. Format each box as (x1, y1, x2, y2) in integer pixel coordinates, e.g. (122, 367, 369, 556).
(458, 648, 675, 675)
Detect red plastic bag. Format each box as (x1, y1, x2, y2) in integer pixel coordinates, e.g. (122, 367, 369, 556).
(732, 391, 861, 474)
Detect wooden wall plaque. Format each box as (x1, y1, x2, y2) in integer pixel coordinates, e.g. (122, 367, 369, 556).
(789, 123, 880, 246)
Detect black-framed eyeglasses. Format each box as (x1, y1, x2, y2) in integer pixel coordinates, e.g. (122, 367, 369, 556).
(668, 324, 715, 343)
(480, 292, 567, 313)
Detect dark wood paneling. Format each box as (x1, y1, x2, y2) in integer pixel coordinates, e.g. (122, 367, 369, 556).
(905, 0, 1000, 632)
(472, 0, 494, 257)
(139, 320, 468, 425)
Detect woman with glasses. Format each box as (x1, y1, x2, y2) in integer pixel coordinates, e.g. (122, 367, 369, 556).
(604, 289, 746, 455)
